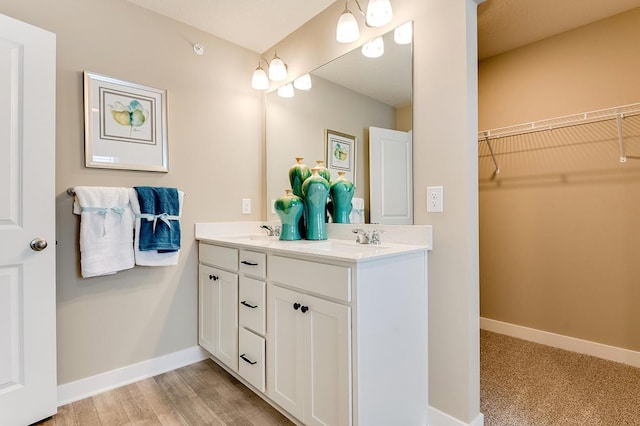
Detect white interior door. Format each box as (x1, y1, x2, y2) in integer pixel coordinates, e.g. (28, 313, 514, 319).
(0, 14, 57, 426)
(369, 127, 413, 224)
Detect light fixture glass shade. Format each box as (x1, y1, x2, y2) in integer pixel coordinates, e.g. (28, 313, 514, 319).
(293, 73, 312, 91)
(336, 10, 360, 43)
(277, 83, 295, 98)
(366, 0, 393, 27)
(394, 21, 412, 45)
(269, 55, 287, 81)
(361, 36, 384, 58)
(251, 66, 269, 90)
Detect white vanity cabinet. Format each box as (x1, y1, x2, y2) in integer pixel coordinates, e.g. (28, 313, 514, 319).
(197, 232, 428, 426)
(198, 245, 239, 371)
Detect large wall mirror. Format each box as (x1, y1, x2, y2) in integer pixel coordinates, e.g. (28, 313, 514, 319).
(266, 22, 413, 224)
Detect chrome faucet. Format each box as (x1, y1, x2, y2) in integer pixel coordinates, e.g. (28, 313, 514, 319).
(352, 228, 371, 244)
(260, 224, 281, 237)
(352, 228, 383, 245)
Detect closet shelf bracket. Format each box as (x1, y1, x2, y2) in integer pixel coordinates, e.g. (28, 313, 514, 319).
(483, 134, 500, 175)
(616, 113, 627, 163)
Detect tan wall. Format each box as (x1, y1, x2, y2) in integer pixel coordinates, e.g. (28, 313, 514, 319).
(0, 0, 263, 384)
(479, 8, 640, 351)
(267, 0, 481, 422)
(396, 103, 413, 132)
(265, 76, 396, 222)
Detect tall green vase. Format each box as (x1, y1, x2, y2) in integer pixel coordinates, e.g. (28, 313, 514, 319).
(288, 157, 311, 238)
(288, 157, 311, 198)
(274, 189, 304, 241)
(314, 160, 331, 182)
(329, 171, 354, 223)
(301, 167, 330, 240)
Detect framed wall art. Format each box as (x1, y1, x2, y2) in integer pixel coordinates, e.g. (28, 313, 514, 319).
(83, 71, 168, 172)
(325, 129, 357, 185)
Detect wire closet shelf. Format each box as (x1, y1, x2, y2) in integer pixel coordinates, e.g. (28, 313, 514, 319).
(477, 102, 640, 174)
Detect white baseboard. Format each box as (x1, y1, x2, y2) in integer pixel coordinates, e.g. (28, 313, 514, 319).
(57, 345, 208, 406)
(480, 317, 640, 369)
(428, 406, 484, 426)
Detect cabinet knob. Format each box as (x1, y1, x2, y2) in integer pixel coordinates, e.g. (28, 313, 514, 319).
(300, 305, 309, 313)
(209, 274, 219, 281)
(293, 302, 301, 310)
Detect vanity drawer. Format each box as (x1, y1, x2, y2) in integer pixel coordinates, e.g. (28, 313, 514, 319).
(199, 243, 238, 271)
(269, 255, 351, 302)
(239, 250, 266, 278)
(238, 328, 265, 393)
(239, 276, 266, 335)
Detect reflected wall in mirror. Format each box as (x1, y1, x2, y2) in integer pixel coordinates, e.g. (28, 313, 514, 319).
(266, 22, 413, 224)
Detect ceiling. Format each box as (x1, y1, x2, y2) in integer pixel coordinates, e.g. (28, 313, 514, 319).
(125, 0, 640, 107)
(127, 0, 640, 58)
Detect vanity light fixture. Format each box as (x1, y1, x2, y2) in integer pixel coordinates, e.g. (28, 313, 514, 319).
(361, 36, 384, 58)
(268, 52, 288, 81)
(336, 1, 360, 43)
(393, 21, 412, 45)
(251, 53, 289, 90)
(293, 73, 312, 91)
(366, 0, 393, 27)
(336, 0, 393, 43)
(277, 82, 295, 98)
(251, 61, 270, 90)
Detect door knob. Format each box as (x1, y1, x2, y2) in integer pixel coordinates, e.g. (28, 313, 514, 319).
(30, 238, 48, 251)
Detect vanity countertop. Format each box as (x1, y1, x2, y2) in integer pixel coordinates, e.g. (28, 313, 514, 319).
(195, 222, 432, 263)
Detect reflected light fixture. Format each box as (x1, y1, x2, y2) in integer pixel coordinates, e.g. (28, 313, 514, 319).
(394, 21, 412, 45)
(366, 0, 393, 27)
(336, 1, 360, 43)
(293, 73, 312, 91)
(268, 52, 287, 81)
(277, 82, 295, 98)
(361, 36, 384, 58)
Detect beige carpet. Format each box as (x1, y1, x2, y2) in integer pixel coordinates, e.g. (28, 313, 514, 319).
(481, 330, 640, 425)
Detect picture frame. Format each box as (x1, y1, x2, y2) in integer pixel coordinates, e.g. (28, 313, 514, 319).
(325, 129, 357, 186)
(83, 71, 168, 172)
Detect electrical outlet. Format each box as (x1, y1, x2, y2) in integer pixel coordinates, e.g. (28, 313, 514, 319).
(427, 186, 443, 213)
(242, 198, 251, 214)
(271, 199, 276, 214)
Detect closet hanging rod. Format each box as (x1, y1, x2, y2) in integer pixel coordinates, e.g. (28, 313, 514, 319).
(478, 102, 640, 141)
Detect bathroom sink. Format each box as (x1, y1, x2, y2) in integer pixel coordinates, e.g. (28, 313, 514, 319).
(289, 240, 391, 256)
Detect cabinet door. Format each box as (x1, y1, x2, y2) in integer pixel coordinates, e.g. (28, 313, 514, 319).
(199, 264, 238, 371)
(304, 294, 352, 426)
(267, 285, 305, 420)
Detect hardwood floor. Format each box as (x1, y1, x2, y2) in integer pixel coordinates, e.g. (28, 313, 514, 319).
(35, 359, 293, 425)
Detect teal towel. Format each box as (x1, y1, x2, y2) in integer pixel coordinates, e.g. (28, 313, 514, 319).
(134, 186, 181, 252)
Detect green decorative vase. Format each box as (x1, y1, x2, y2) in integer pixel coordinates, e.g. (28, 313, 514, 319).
(314, 160, 331, 182)
(301, 167, 330, 240)
(288, 157, 311, 238)
(274, 189, 304, 241)
(288, 157, 311, 198)
(329, 171, 354, 223)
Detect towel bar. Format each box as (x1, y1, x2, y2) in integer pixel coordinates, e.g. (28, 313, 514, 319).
(66, 188, 76, 196)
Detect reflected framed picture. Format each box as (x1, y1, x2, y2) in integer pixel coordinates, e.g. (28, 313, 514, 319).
(325, 129, 357, 185)
(83, 71, 168, 172)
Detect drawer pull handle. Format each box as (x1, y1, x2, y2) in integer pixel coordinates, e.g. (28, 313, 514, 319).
(240, 354, 257, 365)
(293, 302, 301, 310)
(241, 260, 259, 266)
(300, 305, 309, 314)
(208, 274, 219, 281)
(241, 301, 258, 309)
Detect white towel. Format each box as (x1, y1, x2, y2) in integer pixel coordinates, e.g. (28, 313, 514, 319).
(350, 197, 365, 224)
(73, 186, 135, 278)
(129, 188, 184, 266)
